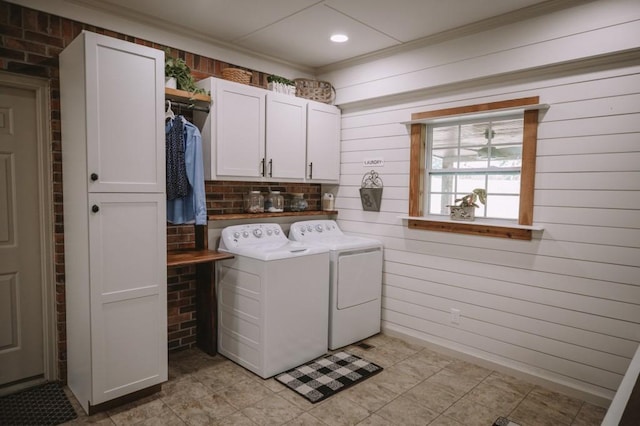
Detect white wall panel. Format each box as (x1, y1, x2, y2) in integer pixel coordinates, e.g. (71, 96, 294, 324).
(323, 0, 640, 105)
(331, 44, 640, 400)
(535, 172, 640, 190)
(537, 133, 639, 156)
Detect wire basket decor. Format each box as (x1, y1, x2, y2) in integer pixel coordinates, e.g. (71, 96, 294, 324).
(294, 78, 335, 104)
(359, 170, 383, 212)
(222, 68, 253, 85)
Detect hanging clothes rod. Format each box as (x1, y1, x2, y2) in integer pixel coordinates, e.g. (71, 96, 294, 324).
(165, 99, 210, 113)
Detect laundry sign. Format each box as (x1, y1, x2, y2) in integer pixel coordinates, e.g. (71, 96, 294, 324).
(363, 157, 384, 167)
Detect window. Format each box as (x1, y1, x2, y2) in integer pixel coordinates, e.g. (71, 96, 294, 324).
(408, 97, 543, 240)
(427, 115, 523, 220)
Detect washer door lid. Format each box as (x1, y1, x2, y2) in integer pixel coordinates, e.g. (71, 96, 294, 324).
(337, 250, 383, 309)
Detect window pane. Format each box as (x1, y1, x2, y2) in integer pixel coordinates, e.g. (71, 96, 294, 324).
(459, 155, 489, 169)
(488, 174, 520, 194)
(487, 144, 522, 168)
(456, 175, 485, 193)
(431, 148, 458, 170)
(492, 118, 524, 145)
(460, 122, 489, 148)
(429, 193, 453, 215)
(432, 126, 458, 149)
(486, 195, 519, 219)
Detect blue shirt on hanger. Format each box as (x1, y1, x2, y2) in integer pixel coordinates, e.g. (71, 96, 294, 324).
(166, 116, 207, 225)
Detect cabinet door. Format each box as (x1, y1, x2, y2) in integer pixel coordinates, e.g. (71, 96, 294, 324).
(215, 80, 265, 178)
(307, 102, 340, 182)
(84, 33, 164, 193)
(88, 193, 167, 404)
(266, 94, 307, 180)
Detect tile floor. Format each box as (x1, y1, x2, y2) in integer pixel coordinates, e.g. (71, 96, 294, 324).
(63, 334, 608, 426)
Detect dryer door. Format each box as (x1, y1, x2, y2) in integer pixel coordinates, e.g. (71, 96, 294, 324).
(336, 249, 382, 309)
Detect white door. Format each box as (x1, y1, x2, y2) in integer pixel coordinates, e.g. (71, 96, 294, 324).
(215, 80, 265, 178)
(266, 93, 306, 180)
(337, 249, 383, 309)
(88, 192, 167, 404)
(0, 84, 44, 388)
(84, 33, 165, 193)
(307, 102, 340, 182)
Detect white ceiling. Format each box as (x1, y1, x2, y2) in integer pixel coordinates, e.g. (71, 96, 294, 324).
(73, 0, 551, 70)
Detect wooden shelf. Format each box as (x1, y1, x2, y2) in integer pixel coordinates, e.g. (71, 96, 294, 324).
(208, 210, 338, 221)
(164, 87, 211, 103)
(167, 249, 233, 267)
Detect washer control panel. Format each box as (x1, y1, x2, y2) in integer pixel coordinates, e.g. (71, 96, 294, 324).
(289, 220, 343, 241)
(220, 223, 286, 250)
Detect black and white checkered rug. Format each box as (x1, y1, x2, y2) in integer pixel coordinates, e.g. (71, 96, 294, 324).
(0, 382, 77, 425)
(275, 351, 383, 403)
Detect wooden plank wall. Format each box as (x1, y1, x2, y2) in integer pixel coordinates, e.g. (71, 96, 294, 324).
(335, 63, 640, 403)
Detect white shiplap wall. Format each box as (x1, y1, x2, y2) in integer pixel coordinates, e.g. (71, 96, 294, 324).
(328, 0, 640, 403)
(335, 63, 640, 404)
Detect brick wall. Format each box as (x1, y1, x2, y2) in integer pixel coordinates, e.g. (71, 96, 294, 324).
(206, 181, 321, 214)
(0, 1, 321, 380)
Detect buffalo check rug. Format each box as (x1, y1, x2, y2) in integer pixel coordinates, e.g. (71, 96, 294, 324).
(275, 351, 383, 403)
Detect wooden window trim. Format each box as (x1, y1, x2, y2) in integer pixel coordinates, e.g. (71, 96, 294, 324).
(408, 97, 540, 240)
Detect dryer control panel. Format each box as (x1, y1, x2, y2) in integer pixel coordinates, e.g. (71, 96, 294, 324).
(289, 220, 342, 241)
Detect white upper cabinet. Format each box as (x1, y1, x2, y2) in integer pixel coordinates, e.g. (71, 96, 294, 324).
(196, 77, 340, 183)
(307, 102, 341, 182)
(83, 33, 165, 193)
(266, 93, 307, 180)
(211, 79, 265, 179)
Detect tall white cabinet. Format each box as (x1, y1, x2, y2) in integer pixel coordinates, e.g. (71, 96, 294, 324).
(60, 31, 167, 414)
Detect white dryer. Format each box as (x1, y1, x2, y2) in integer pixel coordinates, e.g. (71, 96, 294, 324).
(217, 223, 329, 378)
(289, 220, 383, 350)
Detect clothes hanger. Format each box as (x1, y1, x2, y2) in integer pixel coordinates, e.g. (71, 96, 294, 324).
(165, 100, 175, 120)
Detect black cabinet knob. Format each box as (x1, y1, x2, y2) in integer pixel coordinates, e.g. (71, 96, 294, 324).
(91, 205, 99, 213)
(90, 173, 98, 181)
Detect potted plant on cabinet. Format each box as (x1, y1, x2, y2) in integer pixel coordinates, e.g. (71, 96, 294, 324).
(267, 74, 296, 95)
(164, 52, 206, 95)
(448, 188, 487, 221)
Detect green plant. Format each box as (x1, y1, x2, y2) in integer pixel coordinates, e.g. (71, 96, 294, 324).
(451, 188, 487, 208)
(267, 74, 295, 86)
(165, 51, 206, 95)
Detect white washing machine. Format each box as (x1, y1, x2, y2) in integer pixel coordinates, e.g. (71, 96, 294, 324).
(289, 220, 383, 350)
(217, 223, 329, 378)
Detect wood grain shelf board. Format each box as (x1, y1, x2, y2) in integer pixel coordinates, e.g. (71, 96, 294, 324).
(164, 87, 211, 103)
(167, 249, 233, 267)
(208, 210, 338, 221)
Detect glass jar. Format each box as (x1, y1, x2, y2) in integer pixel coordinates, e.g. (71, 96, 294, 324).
(244, 191, 264, 213)
(290, 193, 308, 212)
(265, 191, 284, 212)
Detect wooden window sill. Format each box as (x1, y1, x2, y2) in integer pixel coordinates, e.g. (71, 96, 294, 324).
(400, 215, 543, 240)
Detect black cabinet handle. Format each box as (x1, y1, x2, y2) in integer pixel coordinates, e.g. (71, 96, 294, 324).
(308, 162, 313, 180)
(260, 158, 265, 177)
(268, 159, 273, 177)
(91, 205, 99, 213)
(90, 173, 98, 181)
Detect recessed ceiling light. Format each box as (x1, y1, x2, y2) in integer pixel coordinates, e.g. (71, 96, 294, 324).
(330, 34, 349, 43)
